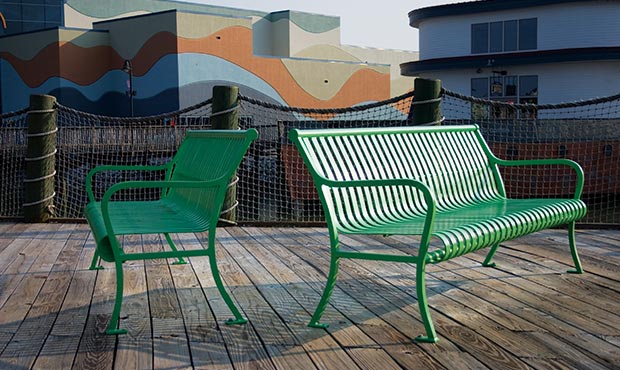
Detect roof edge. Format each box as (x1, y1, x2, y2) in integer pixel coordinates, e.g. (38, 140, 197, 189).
(409, 0, 589, 28)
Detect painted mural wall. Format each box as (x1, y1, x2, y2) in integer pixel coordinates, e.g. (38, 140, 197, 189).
(0, 0, 415, 116)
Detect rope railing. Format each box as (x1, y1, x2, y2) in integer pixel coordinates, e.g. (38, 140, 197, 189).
(238, 90, 415, 114)
(443, 88, 620, 110)
(1, 87, 619, 225)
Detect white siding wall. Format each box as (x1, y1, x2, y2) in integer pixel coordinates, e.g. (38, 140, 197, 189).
(421, 61, 620, 105)
(536, 62, 620, 104)
(418, 2, 620, 59)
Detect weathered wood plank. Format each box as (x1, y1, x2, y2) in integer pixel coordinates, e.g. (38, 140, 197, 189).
(72, 254, 117, 370)
(371, 230, 620, 368)
(0, 223, 23, 254)
(225, 227, 373, 370)
(113, 234, 153, 370)
(0, 223, 70, 351)
(170, 233, 234, 370)
(213, 229, 319, 370)
(0, 225, 618, 370)
(191, 230, 276, 370)
(0, 224, 60, 309)
(266, 227, 488, 370)
(141, 233, 194, 370)
(295, 228, 532, 370)
(246, 227, 451, 370)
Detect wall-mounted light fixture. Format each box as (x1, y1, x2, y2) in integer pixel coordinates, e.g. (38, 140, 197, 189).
(122, 60, 136, 116)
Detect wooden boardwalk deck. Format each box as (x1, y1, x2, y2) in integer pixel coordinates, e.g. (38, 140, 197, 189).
(0, 223, 619, 369)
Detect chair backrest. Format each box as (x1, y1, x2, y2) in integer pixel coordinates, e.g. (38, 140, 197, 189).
(290, 125, 503, 224)
(165, 129, 258, 215)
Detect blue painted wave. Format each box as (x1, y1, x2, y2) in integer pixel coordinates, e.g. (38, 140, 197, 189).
(1, 53, 286, 114)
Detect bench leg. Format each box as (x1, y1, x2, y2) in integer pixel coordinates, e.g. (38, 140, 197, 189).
(415, 261, 439, 343)
(106, 260, 128, 335)
(482, 243, 500, 268)
(208, 233, 247, 325)
(567, 222, 584, 274)
(164, 233, 187, 265)
(308, 253, 340, 329)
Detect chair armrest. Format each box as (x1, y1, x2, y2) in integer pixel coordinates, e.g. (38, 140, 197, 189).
(490, 157, 585, 199)
(101, 179, 225, 204)
(85, 163, 172, 202)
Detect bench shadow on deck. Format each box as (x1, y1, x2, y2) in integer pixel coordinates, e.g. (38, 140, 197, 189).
(0, 223, 619, 369)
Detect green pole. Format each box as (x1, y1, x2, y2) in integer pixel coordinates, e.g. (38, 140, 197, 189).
(412, 78, 442, 126)
(211, 85, 240, 224)
(24, 94, 57, 222)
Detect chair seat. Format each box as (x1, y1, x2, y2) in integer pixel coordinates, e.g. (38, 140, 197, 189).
(86, 200, 212, 236)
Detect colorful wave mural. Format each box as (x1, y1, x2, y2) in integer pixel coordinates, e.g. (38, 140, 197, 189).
(0, 2, 398, 116)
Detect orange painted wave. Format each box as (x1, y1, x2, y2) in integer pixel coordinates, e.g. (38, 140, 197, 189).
(3, 26, 390, 107)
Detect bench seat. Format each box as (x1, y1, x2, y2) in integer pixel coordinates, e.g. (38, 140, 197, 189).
(290, 124, 587, 343)
(339, 197, 586, 262)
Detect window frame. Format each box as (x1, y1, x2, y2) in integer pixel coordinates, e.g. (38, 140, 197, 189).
(471, 18, 537, 54)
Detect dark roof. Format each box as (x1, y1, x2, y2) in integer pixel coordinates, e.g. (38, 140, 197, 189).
(400, 47, 620, 76)
(409, 0, 590, 28)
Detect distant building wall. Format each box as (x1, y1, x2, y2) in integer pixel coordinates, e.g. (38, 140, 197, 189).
(0, 0, 416, 115)
(404, 0, 620, 105)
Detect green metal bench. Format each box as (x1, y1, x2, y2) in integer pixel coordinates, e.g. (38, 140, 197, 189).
(85, 129, 258, 335)
(290, 124, 587, 343)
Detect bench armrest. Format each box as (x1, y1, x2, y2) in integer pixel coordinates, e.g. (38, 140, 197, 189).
(491, 157, 585, 199)
(318, 178, 438, 252)
(85, 163, 172, 202)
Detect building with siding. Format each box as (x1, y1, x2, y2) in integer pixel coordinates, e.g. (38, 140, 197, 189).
(401, 0, 620, 106)
(0, 0, 416, 115)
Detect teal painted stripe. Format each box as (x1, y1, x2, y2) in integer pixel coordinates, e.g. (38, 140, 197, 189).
(268, 11, 340, 34)
(66, 0, 267, 20)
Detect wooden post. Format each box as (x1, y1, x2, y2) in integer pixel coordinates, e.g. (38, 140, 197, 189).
(24, 94, 57, 222)
(211, 85, 240, 224)
(412, 78, 442, 126)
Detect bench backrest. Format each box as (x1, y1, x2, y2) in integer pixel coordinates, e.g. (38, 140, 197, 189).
(165, 129, 258, 215)
(290, 125, 503, 226)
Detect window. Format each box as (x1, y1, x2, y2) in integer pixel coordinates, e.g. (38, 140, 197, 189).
(489, 22, 503, 52)
(471, 78, 489, 120)
(519, 18, 537, 50)
(0, 0, 63, 35)
(471, 78, 488, 98)
(471, 18, 537, 54)
(519, 75, 538, 103)
(471, 23, 489, 54)
(503, 20, 518, 51)
(22, 4, 45, 22)
(45, 5, 61, 23)
(470, 75, 539, 119)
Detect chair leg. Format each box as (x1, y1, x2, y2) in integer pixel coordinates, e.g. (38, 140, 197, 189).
(414, 260, 438, 343)
(89, 250, 104, 270)
(164, 233, 187, 265)
(308, 253, 340, 329)
(482, 243, 500, 267)
(106, 260, 128, 335)
(567, 222, 584, 274)
(208, 234, 247, 325)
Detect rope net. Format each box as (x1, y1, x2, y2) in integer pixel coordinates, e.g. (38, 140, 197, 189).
(442, 90, 620, 225)
(53, 100, 213, 219)
(1, 88, 618, 225)
(236, 92, 415, 223)
(0, 109, 28, 218)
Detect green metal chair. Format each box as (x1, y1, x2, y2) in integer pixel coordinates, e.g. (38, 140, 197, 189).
(290, 124, 587, 343)
(84, 129, 258, 335)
